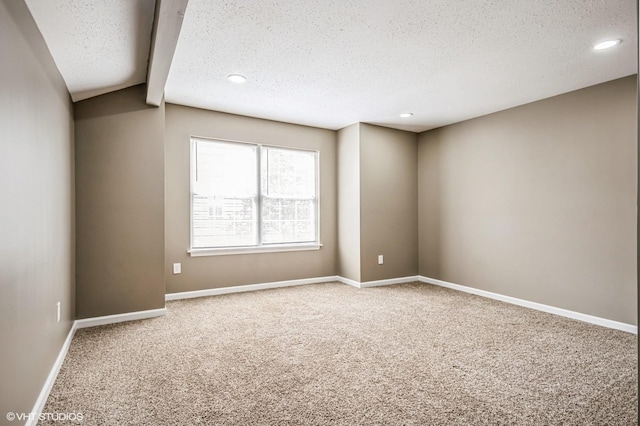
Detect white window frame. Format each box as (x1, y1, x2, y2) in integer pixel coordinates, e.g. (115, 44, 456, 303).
(188, 137, 321, 257)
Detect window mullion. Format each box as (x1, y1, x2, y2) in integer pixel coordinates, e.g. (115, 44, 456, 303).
(256, 145, 263, 246)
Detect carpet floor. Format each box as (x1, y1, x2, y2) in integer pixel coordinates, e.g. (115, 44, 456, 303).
(42, 282, 637, 425)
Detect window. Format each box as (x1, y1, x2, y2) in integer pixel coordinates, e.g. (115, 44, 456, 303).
(190, 137, 319, 255)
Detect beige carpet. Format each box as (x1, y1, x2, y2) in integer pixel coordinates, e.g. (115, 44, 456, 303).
(42, 282, 637, 425)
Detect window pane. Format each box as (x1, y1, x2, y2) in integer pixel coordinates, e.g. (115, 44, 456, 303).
(261, 147, 317, 245)
(262, 147, 316, 198)
(262, 198, 316, 244)
(192, 140, 257, 248)
(194, 140, 257, 198)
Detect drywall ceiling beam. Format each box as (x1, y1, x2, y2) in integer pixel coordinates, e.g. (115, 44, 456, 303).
(146, 0, 188, 106)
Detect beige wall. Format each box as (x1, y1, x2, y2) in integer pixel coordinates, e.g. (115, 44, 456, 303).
(359, 124, 418, 282)
(75, 85, 165, 318)
(0, 1, 75, 416)
(337, 124, 361, 281)
(165, 104, 337, 293)
(418, 76, 637, 325)
(336, 123, 418, 283)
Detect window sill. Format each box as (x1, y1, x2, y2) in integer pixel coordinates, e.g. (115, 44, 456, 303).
(188, 243, 322, 257)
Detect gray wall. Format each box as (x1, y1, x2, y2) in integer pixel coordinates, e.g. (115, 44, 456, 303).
(418, 76, 637, 325)
(359, 124, 418, 282)
(0, 0, 75, 418)
(337, 123, 361, 282)
(165, 104, 337, 293)
(75, 85, 165, 318)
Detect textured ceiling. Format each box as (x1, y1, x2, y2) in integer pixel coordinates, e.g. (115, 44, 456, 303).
(25, 0, 156, 102)
(26, 0, 637, 131)
(166, 0, 637, 132)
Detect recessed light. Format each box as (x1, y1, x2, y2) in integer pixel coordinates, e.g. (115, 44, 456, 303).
(227, 74, 247, 83)
(593, 39, 622, 50)
(399, 112, 413, 118)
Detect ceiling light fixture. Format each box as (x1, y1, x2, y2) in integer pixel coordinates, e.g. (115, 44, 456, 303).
(227, 74, 247, 83)
(593, 39, 622, 50)
(399, 112, 413, 118)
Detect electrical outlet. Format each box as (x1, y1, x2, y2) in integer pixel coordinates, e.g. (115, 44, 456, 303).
(378, 255, 384, 265)
(56, 302, 61, 322)
(173, 263, 182, 274)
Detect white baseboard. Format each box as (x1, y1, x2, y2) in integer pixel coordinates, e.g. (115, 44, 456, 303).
(165, 275, 419, 297)
(420, 276, 637, 334)
(335, 275, 421, 288)
(337, 276, 362, 288)
(75, 307, 167, 329)
(26, 322, 77, 426)
(358, 275, 421, 288)
(166, 276, 340, 301)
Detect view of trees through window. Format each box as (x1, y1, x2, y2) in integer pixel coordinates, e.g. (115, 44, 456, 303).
(191, 138, 318, 249)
